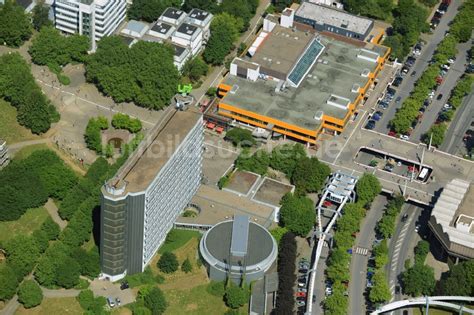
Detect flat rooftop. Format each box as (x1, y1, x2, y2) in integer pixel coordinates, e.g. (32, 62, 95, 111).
(162, 7, 185, 20)
(252, 26, 314, 77)
(107, 108, 201, 194)
(188, 8, 211, 21)
(151, 21, 173, 34)
(456, 184, 474, 226)
(176, 23, 198, 35)
(222, 32, 380, 131)
(296, 2, 373, 35)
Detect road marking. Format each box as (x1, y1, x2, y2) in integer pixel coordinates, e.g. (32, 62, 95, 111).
(395, 242, 403, 249)
(354, 247, 370, 255)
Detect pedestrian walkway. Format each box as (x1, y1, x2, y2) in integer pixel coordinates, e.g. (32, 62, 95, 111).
(44, 199, 67, 230)
(354, 247, 370, 256)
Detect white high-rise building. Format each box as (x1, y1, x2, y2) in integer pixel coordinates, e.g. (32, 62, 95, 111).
(54, 0, 126, 49)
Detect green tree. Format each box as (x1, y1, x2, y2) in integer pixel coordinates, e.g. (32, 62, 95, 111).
(182, 57, 209, 82)
(56, 257, 81, 288)
(374, 239, 389, 269)
(414, 240, 430, 265)
(203, 13, 242, 65)
(3, 235, 41, 281)
(0, 0, 32, 47)
(279, 193, 315, 237)
(291, 157, 330, 194)
(224, 128, 255, 147)
(323, 284, 348, 315)
(181, 258, 193, 273)
(143, 287, 168, 315)
(422, 123, 447, 147)
(402, 264, 436, 296)
(84, 116, 109, 154)
(270, 144, 306, 178)
(0, 265, 19, 301)
(369, 271, 391, 303)
(157, 252, 179, 274)
(355, 173, 381, 205)
(40, 217, 61, 240)
(18, 280, 43, 308)
(225, 283, 248, 309)
(127, 0, 181, 22)
(235, 149, 270, 175)
(32, 2, 53, 31)
(439, 260, 474, 296)
(77, 289, 107, 314)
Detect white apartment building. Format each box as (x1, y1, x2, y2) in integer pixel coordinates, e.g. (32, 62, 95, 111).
(54, 0, 126, 49)
(171, 23, 203, 56)
(186, 8, 213, 40)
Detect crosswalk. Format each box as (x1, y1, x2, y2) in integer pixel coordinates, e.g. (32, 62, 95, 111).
(354, 247, 370, 256)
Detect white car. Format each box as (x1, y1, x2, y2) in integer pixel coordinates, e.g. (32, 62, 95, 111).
(415, 224, 421, 232)
(325, 287, 333, 296)
(448, 58, 455, 64)
(400, 134, 410, 141)
(444, 104, 452, 109)
(442, 64, 451, 70)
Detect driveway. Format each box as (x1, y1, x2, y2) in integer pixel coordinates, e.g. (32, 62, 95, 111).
(89, 278, 135, 307)
(375, 0, 463, 134)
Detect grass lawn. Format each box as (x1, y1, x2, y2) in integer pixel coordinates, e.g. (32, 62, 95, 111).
(13, 144, 50, 160)
(14, 297, 82, 315)
(0, 100, 41, 144)
(0, 207, 49, 243)
(158, 229, 201, 254)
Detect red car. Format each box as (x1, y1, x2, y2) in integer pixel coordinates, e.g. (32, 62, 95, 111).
(295, 292, 307, 297)
(323, 200, 332, 207)
(388, 131, 396, 137)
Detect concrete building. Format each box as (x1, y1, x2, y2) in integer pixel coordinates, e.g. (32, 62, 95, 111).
(217, 14, 389, 145)
(146, 21, 175, 42)
(429, 179, 474, 262)
(186, 8, 213, 41)
(199, 215, 277, 284)
(0, 139, 9, 170)
(172, 43, 191, 71)
(159, 7, 186, 26)
(53, 0, 127, 49)
(100, 108, 203, 281)
(171, 23, 203, 56)
(121, 20, 149, 38)
(295, 1, 373, 41)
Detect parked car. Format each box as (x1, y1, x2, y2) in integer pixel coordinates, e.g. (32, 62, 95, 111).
(365, 120, 376, 130)
(297, 300, 306, 307)
(410, 71, 417, 77)
(120, 281, 129, 290)
(366, 280, 373, 288)
(437, 93, 443, 100)
(444, 103, 452, 109)
(115, 298, 121, 306)
(415, 224, 421, 233)
(295, 292, 307, 298)
(107, 297, 116, 308)
(372, 113, 382, 121)
(298, 288, 308, 293)
(388, 130, 397, 137)
(393, 76, 403, 87)
(401, 213, 409, 223)
(395, 96, 402, 103)
(400, 134, 410, 141)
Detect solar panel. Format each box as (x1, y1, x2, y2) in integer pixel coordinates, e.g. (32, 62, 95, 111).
(288, 39, 324, 87)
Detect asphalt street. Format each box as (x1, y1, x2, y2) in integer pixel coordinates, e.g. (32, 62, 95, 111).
(440, 91, 474, 154)
(410, 41, 472, 143)
(387, 204, 425, 314)
(375, 0, 463, 135)
(349, 195, 388, 315)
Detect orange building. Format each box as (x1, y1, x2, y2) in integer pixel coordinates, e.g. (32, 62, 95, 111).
(217, 13, 389, 145)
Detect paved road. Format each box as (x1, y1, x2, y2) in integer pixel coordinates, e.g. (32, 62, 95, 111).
(375, 1, 463, 134)
(386, 204, 424, 312)
(411, 41, 472, 142)
(440, 90, 474, 154)
(349, 195, 388, 315)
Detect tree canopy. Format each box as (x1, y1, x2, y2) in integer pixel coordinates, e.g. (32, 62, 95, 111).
(291, 156, 330, 194)
(438, 260, 474, 296)
(402, 263, 436, 296)
(369, 271, 391, 303)
(270, 144, 306, 178)
(111, 113, 142, 133)
(203, 13, 242, 65)
(157, 252, 179, 274)
(0, 0, 32, 47)
(86, 37, 180, 109)
(275, 232, 296, 313)
(341, 0, 393, 20)
(182, 57, 209, 82)
(355, 173, 382, 206)
(0, 265, 19, 301)
(127, 0, 181, 22)
(235, 149, 270, 175)
(29, 26, 89, 69)
(0, 53, 59, 134)
(32, 2, 53, 31)
(225, 283, 249, 309)
(142, 286, 168, 315)
(279, 193, 315, 237)
(224, 127, 256, 147)
(18, 280, 43, 308)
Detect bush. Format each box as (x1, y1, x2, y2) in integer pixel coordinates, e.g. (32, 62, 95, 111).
(235, 149, 270, 175)
(18, 280, 43, 308)
(181, 258, 193, 273)
(269, 226, 288, 245)
(291, 156, 330, 194)
(182, 57, 209, 82)
(77, 289, 107, 314)
(157, 252, 179, 274)
(206, 87, 217, 97)
(218, 174, 231, 189)
(84, 116, 108, 154)
(356, 173, 382, 206)
(225, 283, 249, 309)
(225, 128, 255, 147)
(270, 144, 307, 178)
(142, 287, 168, 315)
(207, 281, 226, 297)
(111, 113, 142, 133)
(124, 266, 157, 288)
(414, 240, 430, 265)
(58, 74, 71, 85)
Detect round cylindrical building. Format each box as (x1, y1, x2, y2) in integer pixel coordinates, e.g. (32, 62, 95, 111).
(199, 215, 277, 284)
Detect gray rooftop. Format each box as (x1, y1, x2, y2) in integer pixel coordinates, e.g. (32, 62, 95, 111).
(296, 2, 373, 35)
(119, 35, 135, 46)
(230, 215, 250, 257)
(162, 7, 185, 20)
(177, 23, 198, 36)
(222, 32, 380, 131)
(172, 44, 187, 57)
(188, 8, 210, 21)
(205, 220, 274, 266)
(123, 20, 148, 34)
(151, 21, 173, 34)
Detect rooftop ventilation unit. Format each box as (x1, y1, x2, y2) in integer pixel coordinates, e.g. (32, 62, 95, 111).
(230, 85, 239, 94)
(314, 110, 324, 120)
